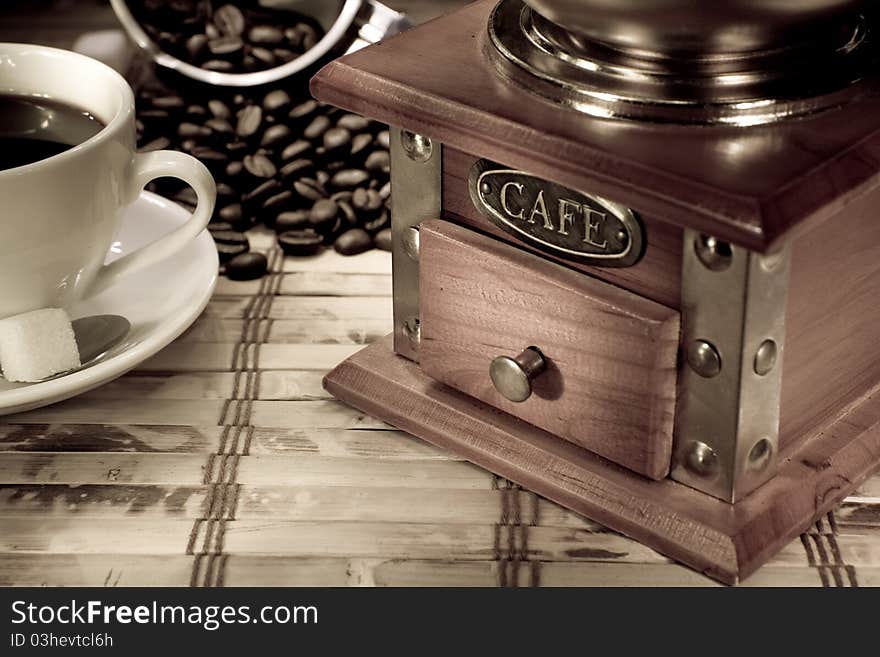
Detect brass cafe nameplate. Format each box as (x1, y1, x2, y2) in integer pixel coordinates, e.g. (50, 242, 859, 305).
(468, 160, 644, 267)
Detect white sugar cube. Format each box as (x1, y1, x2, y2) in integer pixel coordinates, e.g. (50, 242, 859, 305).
(0, 308, 81, 382)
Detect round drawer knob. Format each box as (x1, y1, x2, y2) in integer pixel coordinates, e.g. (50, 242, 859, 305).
(490, 347, 547, 403)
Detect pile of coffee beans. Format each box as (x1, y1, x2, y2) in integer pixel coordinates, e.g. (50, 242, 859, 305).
(129, 1, 321, 73)
(132, 6, 394, 281)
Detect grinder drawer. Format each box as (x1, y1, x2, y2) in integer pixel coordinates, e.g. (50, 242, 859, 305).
(419, 220, 680, 480)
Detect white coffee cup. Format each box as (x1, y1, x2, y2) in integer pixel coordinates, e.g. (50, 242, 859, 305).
(0, 42, 216, 319)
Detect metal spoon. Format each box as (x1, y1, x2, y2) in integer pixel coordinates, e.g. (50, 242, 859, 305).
(38, 314, 131, 382)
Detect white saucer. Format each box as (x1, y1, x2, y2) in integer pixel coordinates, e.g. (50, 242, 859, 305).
(0, 192, 218, 416)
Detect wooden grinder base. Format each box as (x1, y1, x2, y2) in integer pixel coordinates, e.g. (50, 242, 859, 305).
(325, 336, 880, 584)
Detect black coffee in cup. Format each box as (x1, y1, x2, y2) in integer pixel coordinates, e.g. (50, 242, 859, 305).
(0, 95, 105, 171)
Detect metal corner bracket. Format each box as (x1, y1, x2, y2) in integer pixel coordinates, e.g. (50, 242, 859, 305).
(672, 229, 792, 503)
(389, 127, 442, 362)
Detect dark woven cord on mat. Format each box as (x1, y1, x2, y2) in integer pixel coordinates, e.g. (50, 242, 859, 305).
(187, 247, 284, 587)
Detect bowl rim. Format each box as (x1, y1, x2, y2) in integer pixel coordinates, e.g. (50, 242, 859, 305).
(109, 0, 363, 87)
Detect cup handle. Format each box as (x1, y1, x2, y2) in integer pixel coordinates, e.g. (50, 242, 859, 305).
(87, 150, 216, 298)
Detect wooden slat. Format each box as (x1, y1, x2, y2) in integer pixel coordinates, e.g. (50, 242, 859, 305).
(203, 296, 392, 320)
(0, 453, 489, 487)
(0, 424, 223, 453)
(246, 427, 457, 460)
(177, 318, 392, 344)
(280, 249, 391, 274)
(137, 343, 362, 372)
(0, 425, 457, 459)
(0, 485, 207, 518)
(0, 554, 195, 587)
(0, 453, 208, 485)
(214, 272, 391, 297)
(7, 399, 225, 425)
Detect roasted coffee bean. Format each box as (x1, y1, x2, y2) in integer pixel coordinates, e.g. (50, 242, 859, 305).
(202, 59, 234, 72)
(206, 23, 221, 40)
(279, 158, 315, 181)
(378, 181, 392, 200)
(225, 252, 268, 280)
(208, 35, 243, 57)
(309, 199, 339, 233)
(243, 179, 282, 206)
(186, 104, 208, 119)
(263, 90, 291, 114)
(352, 188, 383, 216)
(364, 211, 390, 234)
(303, 115, 331, 140)
(216, 183, 235, 201)
(219, 203, 243, 223)
(139, 108, 170, 123)
(249, 25, 284, 45)
(337, 200, 357, 226)
(208, 36, 244, 59)
(178, 122, 211, 139)
(208, 222, 235, 232)
(212, 230, 248, 246)
(376, 130, 390, 149)
(185, 33, 208, 60)
(294, 179, 326, 204)
(280, 139, 312, 162)
(208, 99, 231, 120)
(236, 105, 263, 138)
(213, 4, 245, 37)
(180, 138, 197, 152)
(151, 95, 185, 110)
(190, 148, 228, 173)
(273, 48, 295, 63)
(298, 24, 319, 50)
(316, 170, 330, 186)
(350, 133, 373, 158)
(140, 136, 171, 152)
(336, 114, 371, 132)
(289, 100, 319, 122)
(263, 190, 295, 215)
(278, 230, 323, 256)
(323, 127, 351, 154)
(261, 123, 292, 148)
(225, 140, 248, 156)
(284, 26, 303, 48)
(216, 240, 249, 262)
(334, 228, 372, 256)
(374, 228, 392, 251)
(275, 210, 311, 232)
(225, 160, 244, 179)
(365, 150, 390, 174)
(174, 187, 198, 206)
(331, 169, 370, 190)
(251, 47, 276, 68)
(205, 118, 234, 137)
(243, 153, 276, 179)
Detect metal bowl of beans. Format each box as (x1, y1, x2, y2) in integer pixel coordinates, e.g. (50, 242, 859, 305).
(524, 0, 871, 57)
(111, 0, 408, 87)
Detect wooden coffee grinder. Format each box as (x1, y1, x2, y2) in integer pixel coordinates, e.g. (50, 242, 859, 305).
(314, 0, 880, 583)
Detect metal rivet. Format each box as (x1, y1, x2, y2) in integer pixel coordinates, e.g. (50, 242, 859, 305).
(685, 441, 719, 478)
(754, 339, 777, 376)
(747, 437, 773, 472)
(694, 234, 733, 272)
(403, 317, 420, 349)
(402, 225, 420, 262)
(687, 340, 721, 378)
(400, 131, 433, 162)
(480, 181, 491, 196)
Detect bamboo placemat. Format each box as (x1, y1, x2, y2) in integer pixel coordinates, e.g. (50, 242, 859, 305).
(0, 228, 877, 587)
